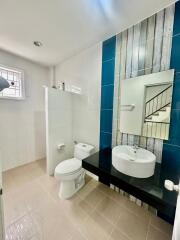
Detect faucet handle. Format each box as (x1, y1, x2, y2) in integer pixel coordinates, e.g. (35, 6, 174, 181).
(133, 144, 139, 149)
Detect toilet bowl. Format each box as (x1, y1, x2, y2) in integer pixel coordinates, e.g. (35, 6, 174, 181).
(55, 143, 94, 199)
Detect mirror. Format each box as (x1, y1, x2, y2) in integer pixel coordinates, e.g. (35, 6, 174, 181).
(119, 69, 174, 140)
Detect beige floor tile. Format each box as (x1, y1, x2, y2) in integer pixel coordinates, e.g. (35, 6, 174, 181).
(109, 227, 131, 240)
(35, 159, 46, 169)
(41, 214, 72, 240)
(150, 214, 173, 236)
(37, 174, 57, 189)
(78, 182, 106, 208)
(30, 209, 67, 239)
(96, 183, 125, 204)
(28, 167, 45, 179)
(147, 225, 172, 240)
(5, 211, 43, 240)
(77, 179, 98, 195)
(10, 162, 36, 178)
(30, 236, 42, 240)
(86, 178, 101, 187)
(38, 174, 60, 202)
(4, 203, 28, 227)
(95, 196, 123, 225)
(116, 207, 149, 240)
(3, 160, 174, 240)
(2, 171, 16, 192)
(57, 194, 94, 228)
(3, 190, 29, 226)
(22, 183, 51, 212)
(3, 160, 46, 192)
(11, 174, 34, 190)
(79, 210, 114, 240)
(39, 211, 87, 240)
(32, 198, 61, 222)
(69, 228, 88, 240)
(121, 196, 151, 223)
(73, 195, 93, 215)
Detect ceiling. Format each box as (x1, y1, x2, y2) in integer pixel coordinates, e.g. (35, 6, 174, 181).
(0, 0, 176, 66)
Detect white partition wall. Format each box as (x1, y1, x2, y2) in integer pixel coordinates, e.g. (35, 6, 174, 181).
(45, 88, 73, 175)
(55, 44, 101, 151)
(45, 44, 102, 176)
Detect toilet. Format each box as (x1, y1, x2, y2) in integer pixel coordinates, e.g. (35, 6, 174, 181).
(54, 143, 94, 199)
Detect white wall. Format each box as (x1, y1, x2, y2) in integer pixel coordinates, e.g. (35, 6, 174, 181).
(45, 88, 73, 175)
(146, 84, 170, 102)
(0, 50, 50, 171)
(55, 43, 102, 151)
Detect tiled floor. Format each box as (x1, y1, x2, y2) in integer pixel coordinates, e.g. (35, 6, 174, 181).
(2, 159, 173, 240)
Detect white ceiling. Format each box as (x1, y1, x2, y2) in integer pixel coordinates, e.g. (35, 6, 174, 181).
(0, 0, 176, 66)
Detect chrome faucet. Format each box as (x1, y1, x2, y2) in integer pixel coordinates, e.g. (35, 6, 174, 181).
(133, 144, 139, 153)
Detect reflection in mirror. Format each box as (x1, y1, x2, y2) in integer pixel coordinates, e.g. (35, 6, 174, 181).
(119, 69, 174, 140)
(143, 83, 172, 139)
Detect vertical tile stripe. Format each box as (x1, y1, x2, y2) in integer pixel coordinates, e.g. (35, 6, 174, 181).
(112, 35, 121, 146)
(152, 9, 165, 73)
(126, 27, 134, 78)
(161, 4, 175, 71)
(114, 34, 121, 75)
(145, 15, 156, 74)
(131, 23, 141, 77)
(138, 19, 148, 75)
(119, 30, 128, 80)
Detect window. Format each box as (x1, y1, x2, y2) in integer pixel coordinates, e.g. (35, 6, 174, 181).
(0, 65, 25, 100)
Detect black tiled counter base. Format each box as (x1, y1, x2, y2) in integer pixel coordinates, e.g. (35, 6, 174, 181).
(82, 148, 179, 224)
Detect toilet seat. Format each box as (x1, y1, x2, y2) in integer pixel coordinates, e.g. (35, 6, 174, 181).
(55, 158, 82, 176)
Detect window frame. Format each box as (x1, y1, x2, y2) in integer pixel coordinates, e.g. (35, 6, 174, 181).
(0, 64, 25, 100)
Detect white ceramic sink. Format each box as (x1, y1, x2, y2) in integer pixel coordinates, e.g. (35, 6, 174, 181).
(112, 145, 156, 178)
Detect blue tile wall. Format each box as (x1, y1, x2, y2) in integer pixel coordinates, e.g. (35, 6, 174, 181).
(100, 36, 116, 149)
(171, 73, 180, 109)
(100, 132, 112, 150)
(100, 110, 113, 133)
(162, 1, 180, 174)
(99, 3, 180, 173)
(102, 60, 116, 85)
(162, 144, 180, 173)
(170, 34, 180, 73)
(165, 109, 180, 147)
(102, 37, 116, 61)
(101, 85, 114, 109)
(172, 1, 180, 36)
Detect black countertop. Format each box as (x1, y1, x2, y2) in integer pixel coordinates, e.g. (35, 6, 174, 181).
(82, 148, 179, 222)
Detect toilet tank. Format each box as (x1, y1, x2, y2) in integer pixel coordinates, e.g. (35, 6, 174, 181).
(74, 143, 94, 160)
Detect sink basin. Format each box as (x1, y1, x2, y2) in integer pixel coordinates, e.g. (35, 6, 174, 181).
(112, 145, 156, 178)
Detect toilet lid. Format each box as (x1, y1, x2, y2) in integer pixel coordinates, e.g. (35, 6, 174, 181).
(55, 158, 82, 175)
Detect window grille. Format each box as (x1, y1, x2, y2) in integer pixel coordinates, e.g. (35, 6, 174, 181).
(0, 65, 25, 99)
